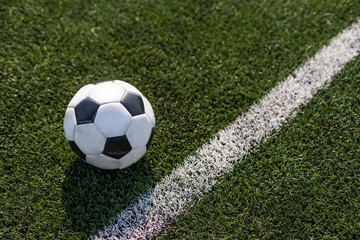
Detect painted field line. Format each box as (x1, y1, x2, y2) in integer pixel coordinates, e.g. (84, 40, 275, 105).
(93, 19, 360, 240)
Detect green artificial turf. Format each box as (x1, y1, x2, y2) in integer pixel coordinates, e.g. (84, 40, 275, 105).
(159, 57, 360, 239)
(0, 0, 360, 238)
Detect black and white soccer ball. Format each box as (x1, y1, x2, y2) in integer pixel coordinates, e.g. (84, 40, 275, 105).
(63, 80, 155, 169)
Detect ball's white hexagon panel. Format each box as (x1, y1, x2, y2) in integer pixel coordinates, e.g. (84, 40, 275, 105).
(88, 81, 125, 104)
(68, 84, 94, 108)
(126, 114, 153, 148)
(94, 102, 132, 138)
(74, 123, 106, 155)
(119, 146, 146, 169)
(63, 107, 77, 141)
(114, 80, 142, 96)
(143, 96, 155, 127)
(86, 154, 119, 170)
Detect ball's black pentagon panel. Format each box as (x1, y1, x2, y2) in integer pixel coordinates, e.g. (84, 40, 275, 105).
(120, 92, 145, 116)
(68, 140, 86, 160)
(146, 127, 155, 149)
(103, 135, 132, 159)
(74, 98, 100, 124)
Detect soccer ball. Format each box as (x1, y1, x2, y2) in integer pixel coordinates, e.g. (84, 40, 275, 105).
(63, 80, 155, 169)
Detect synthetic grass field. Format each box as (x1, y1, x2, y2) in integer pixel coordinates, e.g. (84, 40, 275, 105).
(1, 0, 360, 239)
(161, 56, 360, 239)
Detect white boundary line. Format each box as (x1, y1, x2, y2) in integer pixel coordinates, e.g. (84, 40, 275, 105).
(93, 19, 360, 240)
